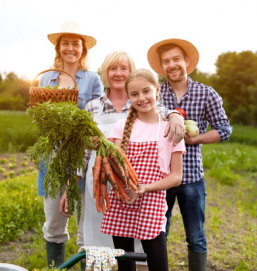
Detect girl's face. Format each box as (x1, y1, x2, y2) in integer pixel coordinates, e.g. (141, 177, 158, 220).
(107, 57, 130, 91)
(59, 34, 83, 66)
(127, 78, 159, 114)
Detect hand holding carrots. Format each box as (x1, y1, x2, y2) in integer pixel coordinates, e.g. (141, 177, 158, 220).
(92, 136, 100, 150)
(92, 145, 139, 214)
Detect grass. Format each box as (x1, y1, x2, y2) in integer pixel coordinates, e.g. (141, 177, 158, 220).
(0, 110, 37, 153)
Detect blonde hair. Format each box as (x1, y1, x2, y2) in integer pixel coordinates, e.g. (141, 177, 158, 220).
(121, 69, 159, 153)
(100, 51, 136, 88)
(53, 34, 89, 71)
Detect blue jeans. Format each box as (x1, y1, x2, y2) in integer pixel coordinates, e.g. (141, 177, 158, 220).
(165, 178, 207, 252)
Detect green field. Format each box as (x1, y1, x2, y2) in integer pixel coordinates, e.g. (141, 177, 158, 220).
(0, 110, 37, 153)
(0, 112, 256, 270)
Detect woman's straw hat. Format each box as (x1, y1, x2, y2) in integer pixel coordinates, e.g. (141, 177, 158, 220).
(48, 21, 96, 49)
(147, 38, 199, 76)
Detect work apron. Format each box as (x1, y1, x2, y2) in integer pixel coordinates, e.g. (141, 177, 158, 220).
(83, 101, 127, 247)
(101, 115, 167, 240)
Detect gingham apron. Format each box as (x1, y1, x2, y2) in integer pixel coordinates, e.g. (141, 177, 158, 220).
(101, 115, 166, 240)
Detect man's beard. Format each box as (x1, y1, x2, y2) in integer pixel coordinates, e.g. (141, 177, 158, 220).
(165, 67, 186, 83)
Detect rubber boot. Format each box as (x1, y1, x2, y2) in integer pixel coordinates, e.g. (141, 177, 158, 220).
(80, 260, 86, 271)
(188, 249, 207, 271)
(46, 241, 66, 268)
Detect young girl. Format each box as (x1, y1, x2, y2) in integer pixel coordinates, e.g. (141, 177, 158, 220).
(101, 69, 186, 271)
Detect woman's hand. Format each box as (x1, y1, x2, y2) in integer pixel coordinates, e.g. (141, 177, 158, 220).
(164, 113, 185, 146)
(59, 191, 71, 218)
(124, 185, 145, 204)
(92, 136, 100, 150)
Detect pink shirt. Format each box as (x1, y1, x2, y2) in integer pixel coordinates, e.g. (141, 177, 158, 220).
(108, 118, 186, 176)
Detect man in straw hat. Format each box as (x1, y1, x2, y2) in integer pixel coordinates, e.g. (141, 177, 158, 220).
(147, 39, 233, 271)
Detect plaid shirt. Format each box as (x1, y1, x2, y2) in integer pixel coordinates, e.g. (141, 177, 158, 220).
(159, 77, 232, 184)
(82, 89, 173, 168)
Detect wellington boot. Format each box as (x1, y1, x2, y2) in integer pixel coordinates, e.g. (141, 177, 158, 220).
(188, 249, 207, 271)
(46, 241, 66, 268)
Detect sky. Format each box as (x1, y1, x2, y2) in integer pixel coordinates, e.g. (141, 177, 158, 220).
(1, 0, 257, 81)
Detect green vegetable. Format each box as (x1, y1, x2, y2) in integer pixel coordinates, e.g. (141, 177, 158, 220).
(27, 101, 124, 222)
(184, 120, 199, 137)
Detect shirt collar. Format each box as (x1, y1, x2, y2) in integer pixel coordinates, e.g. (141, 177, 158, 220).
(74, 69, 83, 79)
(99, 88, 131, 111)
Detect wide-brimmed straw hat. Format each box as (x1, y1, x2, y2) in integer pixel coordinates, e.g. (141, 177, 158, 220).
(147, 38, 199, 76)
(48, 21, 96, 49)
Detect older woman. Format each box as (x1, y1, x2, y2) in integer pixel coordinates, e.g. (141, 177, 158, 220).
(60, 51, 184, 270)
(37, 21, 103, 268)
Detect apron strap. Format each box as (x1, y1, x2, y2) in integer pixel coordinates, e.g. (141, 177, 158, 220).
(98, 99, 105, 116)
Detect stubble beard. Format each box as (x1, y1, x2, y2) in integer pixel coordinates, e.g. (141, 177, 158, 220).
(166, 67, 186, 83)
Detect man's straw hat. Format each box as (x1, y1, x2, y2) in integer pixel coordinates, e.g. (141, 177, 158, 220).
(147, 39, 199, 76)
(48, 21, 96, 49)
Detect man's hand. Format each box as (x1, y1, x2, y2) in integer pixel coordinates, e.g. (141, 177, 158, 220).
(164, 113, 185, 146)
(59, 191, 70, 218)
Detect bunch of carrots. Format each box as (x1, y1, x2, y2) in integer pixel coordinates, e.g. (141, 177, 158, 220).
(93, 147, 139, 214)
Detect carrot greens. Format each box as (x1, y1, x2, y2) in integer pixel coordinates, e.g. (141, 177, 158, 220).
(26, 101, 123, 222)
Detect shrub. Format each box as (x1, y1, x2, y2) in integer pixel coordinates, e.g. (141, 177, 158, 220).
(0, 172, 44, 242)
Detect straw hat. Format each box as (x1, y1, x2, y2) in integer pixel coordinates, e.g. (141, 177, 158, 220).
(48, 21, 96, 49)
(147, 39, 199, 76)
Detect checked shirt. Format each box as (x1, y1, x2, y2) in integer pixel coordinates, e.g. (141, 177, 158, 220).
(159, 77, 232, 184)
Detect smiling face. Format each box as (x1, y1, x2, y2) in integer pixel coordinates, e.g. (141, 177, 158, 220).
(160, 47, 189, 84)
(59, 34, 83, 66)
(127, 78, 159, 115)
(107, 57, 130, 91)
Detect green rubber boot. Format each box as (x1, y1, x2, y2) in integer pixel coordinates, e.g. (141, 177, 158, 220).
(46, 241, 66, 268)
(188, 249, 207, 271)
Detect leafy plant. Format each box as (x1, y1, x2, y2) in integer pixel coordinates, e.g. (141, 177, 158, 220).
(0, 158, 7, 164)
(27, 101, 124, 222)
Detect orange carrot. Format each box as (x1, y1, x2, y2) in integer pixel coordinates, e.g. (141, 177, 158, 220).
(101, 200, 106, 214)
(129, 179, 138, 191)
(102, 157, 120, 200)
(119, 148, 139, 185)
(108, 155, 127, 186)
(105, 193, 110, 209)
(93, 156, 102, 199)
(95, 176, 101, 212)
(112, 170, 129, 200)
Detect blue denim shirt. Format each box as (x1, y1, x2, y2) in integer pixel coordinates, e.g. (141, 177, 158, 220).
(37, 69, 103, 196)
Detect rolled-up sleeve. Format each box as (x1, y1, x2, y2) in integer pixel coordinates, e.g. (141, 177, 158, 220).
(207, 88, 233, 142)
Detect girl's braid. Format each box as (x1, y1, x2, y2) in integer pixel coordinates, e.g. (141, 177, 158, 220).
(121, 105, 137, 153)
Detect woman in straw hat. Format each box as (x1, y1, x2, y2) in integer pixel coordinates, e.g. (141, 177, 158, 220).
(60, 50, 185, 271)
(37, 21, 103, 269)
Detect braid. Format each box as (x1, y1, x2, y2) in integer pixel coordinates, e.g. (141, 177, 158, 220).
(121, 105, 137, 153)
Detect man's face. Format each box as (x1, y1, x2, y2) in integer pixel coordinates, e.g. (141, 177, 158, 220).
(160, 47, 189, 83)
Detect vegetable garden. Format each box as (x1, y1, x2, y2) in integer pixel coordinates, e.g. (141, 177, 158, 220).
(0, 111, 256, 270)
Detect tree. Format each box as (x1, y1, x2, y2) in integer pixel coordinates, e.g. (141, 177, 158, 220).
(212, 51, 257, 124)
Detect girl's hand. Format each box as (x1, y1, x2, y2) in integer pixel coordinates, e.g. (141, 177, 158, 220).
(124, 185, 145, 204)
(92, 136, 99, 150)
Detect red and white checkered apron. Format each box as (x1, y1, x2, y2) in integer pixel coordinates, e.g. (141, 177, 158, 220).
(101, 119, 166, 240)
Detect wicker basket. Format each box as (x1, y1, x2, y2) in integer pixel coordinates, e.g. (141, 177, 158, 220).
(29, 69, 79, 107)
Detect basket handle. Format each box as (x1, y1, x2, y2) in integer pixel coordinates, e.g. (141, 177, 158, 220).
(31, 69, 78, 89)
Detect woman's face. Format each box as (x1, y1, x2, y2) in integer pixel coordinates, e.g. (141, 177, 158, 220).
(59, 34, 83, 66)
(107, 57, 130, 91)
